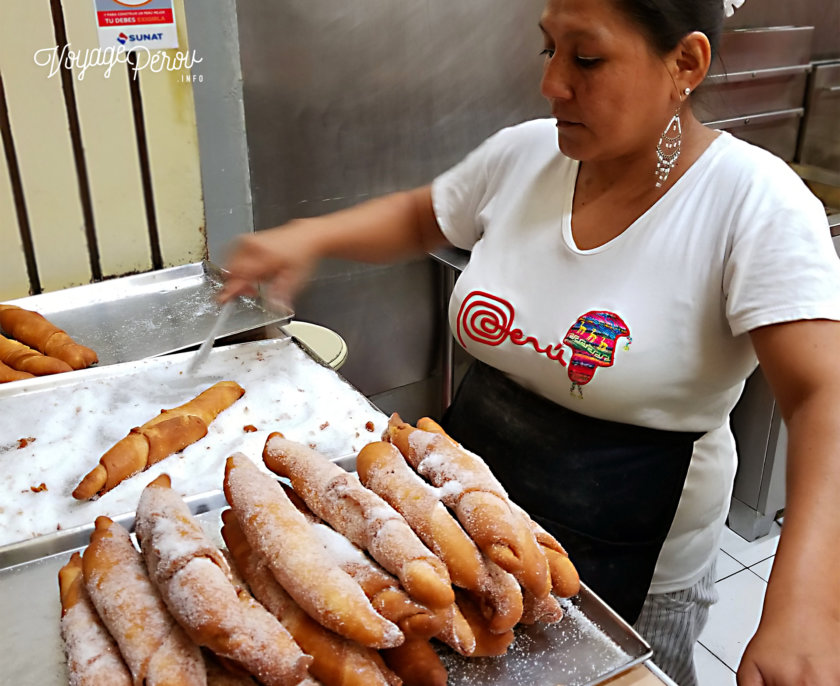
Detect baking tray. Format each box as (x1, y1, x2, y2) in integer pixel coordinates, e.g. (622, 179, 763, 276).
(0, 337, 389, 548)
(0, 495, 652, 686)
(2, 261, 293, 366)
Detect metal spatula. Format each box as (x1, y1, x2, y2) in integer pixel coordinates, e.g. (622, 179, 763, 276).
(185, 299, 236, 377)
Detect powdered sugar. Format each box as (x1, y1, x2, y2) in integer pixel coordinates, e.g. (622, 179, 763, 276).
(408, 433, 507, 501)
(310, 521, 369, 568)
(224, 453, 404, 649)
(60, 598, 132, 685)
(441, 597, 631, 685)
(0, 339, 386, 547)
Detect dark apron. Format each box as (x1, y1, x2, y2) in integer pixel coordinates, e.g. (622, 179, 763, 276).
(442, 361, 702, 624)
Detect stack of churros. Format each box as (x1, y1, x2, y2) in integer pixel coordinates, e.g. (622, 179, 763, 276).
(58, 413, 580, 686)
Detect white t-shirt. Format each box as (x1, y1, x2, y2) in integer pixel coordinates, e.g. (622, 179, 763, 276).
(431, 119, 840, 593)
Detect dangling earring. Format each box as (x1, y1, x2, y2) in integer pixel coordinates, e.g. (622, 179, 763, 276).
(655, 87, 690, 188)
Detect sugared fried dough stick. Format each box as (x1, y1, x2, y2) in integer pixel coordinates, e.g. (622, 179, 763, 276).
(0, 304, 98, 369)
(381, 639, 448, 686)
(386, 415, 550, 598)
(58, 552, 133, 686)
(221, 510, 401, 686)
(520, 589, 565, 625)
(454, 591, 516, 657)
(0, 334, 72, 375)
(135, 475, 312, 686)
(356, 441, 523, 634)
(433, 602, 476, 657)
(0, 359, 34, 383)
(277, 481, 441, 639)
(263, 434, 454, 610)
(224, 453, 403, 649)
(306, 516, 443, 639)
(73, 381, 245, 499)
(81, 516, 206, 685)
(512, 503, 581, 598)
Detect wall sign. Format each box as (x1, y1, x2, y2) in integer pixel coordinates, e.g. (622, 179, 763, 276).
(94, 0, 179, 50)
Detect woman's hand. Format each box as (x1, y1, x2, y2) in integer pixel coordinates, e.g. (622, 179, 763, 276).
(220, 220, 319, 307)
(738, 600, 840, 684)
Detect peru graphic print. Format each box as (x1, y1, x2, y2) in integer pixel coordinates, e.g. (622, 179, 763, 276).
(456, 290, 631, 397)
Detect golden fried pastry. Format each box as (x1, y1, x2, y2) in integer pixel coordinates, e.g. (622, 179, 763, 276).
(58, 552, 132, 686)
(0, 304, 97, 369)
(381, 639, 448, 686)
(263, 434, 454, 610)
(224, 453, 404, 649)
(0, 333, 72, 375)
(81, 516, 206, 685)
(386, 415, 550, 598)
(357, 440, 523, 634)
(135, 475, 312, 686)
(73, 381, 245, 499)
(221, 510, 401, 686)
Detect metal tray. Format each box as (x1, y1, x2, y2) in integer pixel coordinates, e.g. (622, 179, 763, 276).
(0, 495, 652, 686)
(0, 337, 389, 548)
(2, 261, 293, 366)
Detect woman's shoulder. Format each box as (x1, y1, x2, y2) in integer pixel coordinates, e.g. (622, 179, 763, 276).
(701, 131, 824, 215)
(471, 118, 572, 176)
(479, 118, 563, 155)
(707, 132, 809, 190)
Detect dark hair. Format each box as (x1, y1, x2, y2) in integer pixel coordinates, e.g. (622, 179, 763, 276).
(611, 0, 724, 60)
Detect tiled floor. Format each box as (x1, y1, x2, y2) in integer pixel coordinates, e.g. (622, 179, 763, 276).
(694, 521, 782, 685)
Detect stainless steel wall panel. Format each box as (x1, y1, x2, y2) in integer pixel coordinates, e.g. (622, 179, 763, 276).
(723, 1, 839, 62)
(235, 0, 547, 230)
(705, 110, 804, 161)
(798, 62, 840, 174)
(710, 26, 815, 74)
(235, 0, 548, 404)
(694, 69, 810, 122)
(695, 27, 814, 163)
(292, 258, 442, 398)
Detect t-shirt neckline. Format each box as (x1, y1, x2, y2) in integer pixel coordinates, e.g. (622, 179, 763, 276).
(562, 131, 730, 255)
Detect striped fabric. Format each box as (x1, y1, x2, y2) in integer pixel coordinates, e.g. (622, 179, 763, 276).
(634, 562, 719, 686)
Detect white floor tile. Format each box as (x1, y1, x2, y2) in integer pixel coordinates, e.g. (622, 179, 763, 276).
(715, 549, 743, 581)
(719, 523, 781, 567)
(695, 642, 736, 686)
(749, 556, 774, 582)
(699, 570, 767, 671)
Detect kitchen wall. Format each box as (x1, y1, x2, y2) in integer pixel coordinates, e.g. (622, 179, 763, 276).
(724, 0, 840, 61)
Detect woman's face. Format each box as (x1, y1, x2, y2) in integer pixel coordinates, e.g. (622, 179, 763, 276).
(539, 0, 678, 163)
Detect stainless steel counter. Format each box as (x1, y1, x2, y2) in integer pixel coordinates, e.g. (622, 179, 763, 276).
(2, 261, 292, 366)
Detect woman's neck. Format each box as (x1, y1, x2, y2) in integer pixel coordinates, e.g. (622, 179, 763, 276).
(576, 113, 716, 203)
(569, 114, 719, 250)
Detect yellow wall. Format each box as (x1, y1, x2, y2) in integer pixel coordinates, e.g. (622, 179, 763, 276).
(0, 0, 205, 299)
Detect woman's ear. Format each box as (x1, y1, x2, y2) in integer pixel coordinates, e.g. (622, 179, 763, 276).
(671, 31, 712, 98)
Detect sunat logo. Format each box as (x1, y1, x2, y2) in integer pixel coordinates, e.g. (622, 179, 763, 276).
(117, 32, 164, 45)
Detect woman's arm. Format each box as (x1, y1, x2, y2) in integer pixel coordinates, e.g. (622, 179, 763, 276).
(739, 318, 840, 685)
(220, 185, 448, 303)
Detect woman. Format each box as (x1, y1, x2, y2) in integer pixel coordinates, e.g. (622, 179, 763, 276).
(222, 0, 840, 683)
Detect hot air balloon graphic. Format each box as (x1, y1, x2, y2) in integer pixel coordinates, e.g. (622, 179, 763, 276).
(563, 311, 631, 397)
